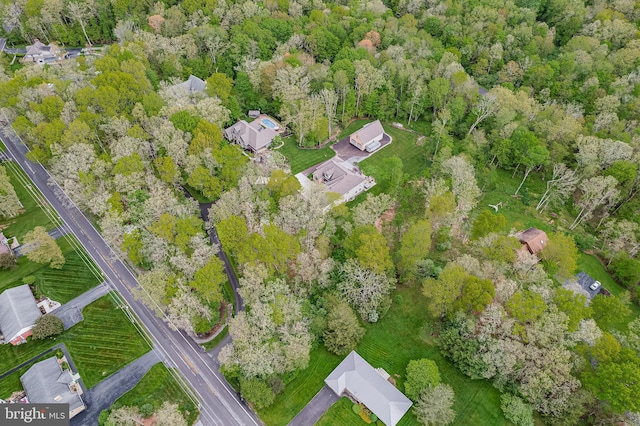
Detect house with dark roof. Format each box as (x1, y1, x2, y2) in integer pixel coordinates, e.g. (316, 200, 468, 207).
(224, 115, 284, 152)
(325, 351, 412, 426)
(20, 356, 85, 418)
(349, 120, 387, 152)
(516, 228, 548, 256)
(564, 271, 603, 300)
(168, 74, 207, 96)
(0, 285, 41, 345)
(23, 40, 65, 64)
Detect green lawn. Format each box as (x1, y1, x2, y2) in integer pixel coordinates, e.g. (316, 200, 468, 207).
(109, 363, 199, 425)
(258, 347, 342, 425)
(315, 398, 361, 426)
(0, 294, 151, 392)
(0, 235, 103, 304)
(260, 284, 506, 426)
(356, 122, 428, 183)
(276, 136, 335, 174)
(476, 168, 552, 232)
(0, 159, 58, 241)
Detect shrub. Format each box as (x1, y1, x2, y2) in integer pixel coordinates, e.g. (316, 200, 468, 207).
(239, 378, 275, 409)
(32, 314, 64, 340)
(22, 275, 36, 285)
(139, 403, 154, 417)
(352, 403, 362, 414)
(405, 359, 441, 401)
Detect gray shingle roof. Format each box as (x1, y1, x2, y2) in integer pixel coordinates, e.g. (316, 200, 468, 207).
(224, 119, 277, 152)
(0, 285, 41, 342)
(325, 351, 412, 426)
(351, 120, 384, 148)
(312, 159, 366, 196)
(20, 357, 85, 413)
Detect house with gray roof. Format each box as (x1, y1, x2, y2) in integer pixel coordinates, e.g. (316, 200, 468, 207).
(23, 39, 65, 64)
(0, 285, 41, 345)
(295, 159, 375, 212)
(21, 356, 85, 418)
(169, 74, 207, 96)
(224, 119, 278, 152)
(325, 351, 412, 426)
(349, 120, 386, 152)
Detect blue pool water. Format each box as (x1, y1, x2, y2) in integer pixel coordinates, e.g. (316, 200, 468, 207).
(261, 118, 278, 129)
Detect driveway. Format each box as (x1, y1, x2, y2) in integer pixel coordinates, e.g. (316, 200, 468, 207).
(331, 133, 392, 164)
(287, 386, 339, 426)
(12, 225, 71, 257)
(71, 349, 161, 426)
(54, 283, 110, 329)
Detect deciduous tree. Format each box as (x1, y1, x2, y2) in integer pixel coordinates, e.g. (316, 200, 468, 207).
(22, 226, 65, 269)
(414, 384, 456, 426)
(323, 299, 365, 355)
(404, 359, 441, 401)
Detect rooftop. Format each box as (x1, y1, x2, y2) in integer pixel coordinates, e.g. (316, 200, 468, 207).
(325, 351, 412, 426)
(20, 356, 85, 414)
(0, 285, 41, 342)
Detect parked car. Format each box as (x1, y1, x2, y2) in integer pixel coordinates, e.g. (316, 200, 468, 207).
(590, 281, 601, 291)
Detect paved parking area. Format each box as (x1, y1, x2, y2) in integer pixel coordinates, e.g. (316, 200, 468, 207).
(332, 133, 392, 164)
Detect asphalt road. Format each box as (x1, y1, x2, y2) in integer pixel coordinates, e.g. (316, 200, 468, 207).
(1, 128, 261, 425)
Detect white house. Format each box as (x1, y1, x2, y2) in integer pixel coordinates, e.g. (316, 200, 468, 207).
(349, 120, 386, 152)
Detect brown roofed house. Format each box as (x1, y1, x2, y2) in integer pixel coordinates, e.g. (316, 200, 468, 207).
(517, 228, 548, 255)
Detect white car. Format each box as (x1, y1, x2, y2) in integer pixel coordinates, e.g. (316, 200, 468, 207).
(590, 281, 601, 291)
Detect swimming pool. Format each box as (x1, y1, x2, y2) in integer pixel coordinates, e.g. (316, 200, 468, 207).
(261, 118, 279, 130)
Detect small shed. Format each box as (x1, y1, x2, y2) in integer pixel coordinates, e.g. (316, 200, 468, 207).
(517, 228, 548, 255)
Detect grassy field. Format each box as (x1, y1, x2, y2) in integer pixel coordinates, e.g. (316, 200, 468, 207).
(259, 347, 342, 425)
(315, 397, 361, 426)
(355, 122, 428, 184)
(111, 363, 199, 425)
(0, 294, 151, 392)
(259, 284, 506, 426)
(0, 235, 103, 304)
(0, 159, 58, 241)
(477, 168, 552, 232)
(276, 136, 335, 174)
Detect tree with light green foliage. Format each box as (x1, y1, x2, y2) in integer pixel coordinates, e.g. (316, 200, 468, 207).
(398, 220, 432, 278)
(190, 257, 226, 303)
(471, 210, 506, 240)
(404, 359, 441, 401)
(541, 232, 579, 280)
(22, 226, 65, 269)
